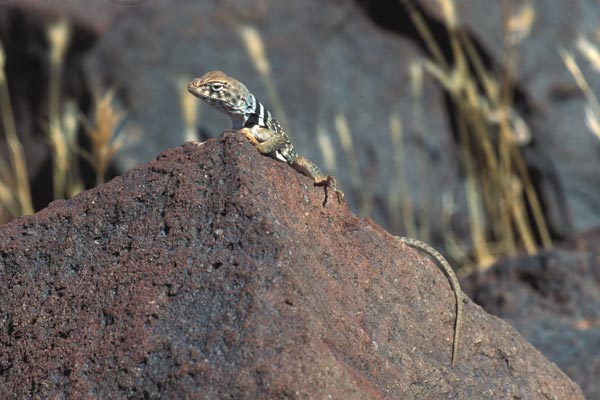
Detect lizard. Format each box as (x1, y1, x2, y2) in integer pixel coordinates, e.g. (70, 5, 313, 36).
(187, 71, 461, 367)
(396, 236, 463, 368)
(187, 71, 343, 201)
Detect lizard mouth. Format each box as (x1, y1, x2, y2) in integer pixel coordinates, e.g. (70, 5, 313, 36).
(191, 93, 243, 115)
(187, 84, 245, 115)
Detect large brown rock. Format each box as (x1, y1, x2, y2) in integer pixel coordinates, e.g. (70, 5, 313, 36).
(0, 132, 583, 398)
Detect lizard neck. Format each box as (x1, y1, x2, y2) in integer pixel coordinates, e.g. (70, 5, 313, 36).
(240, 95, 269, 129)
(230, 92, 258, 129)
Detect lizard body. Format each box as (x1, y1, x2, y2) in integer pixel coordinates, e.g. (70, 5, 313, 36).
(397, 236, 463, 368)
(187, 71, 342, 199)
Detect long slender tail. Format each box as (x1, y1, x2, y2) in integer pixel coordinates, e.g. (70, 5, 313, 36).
(397, 236, 463, 368)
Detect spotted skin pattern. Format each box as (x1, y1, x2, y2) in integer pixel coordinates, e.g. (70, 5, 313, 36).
(187, 71, 342, 200)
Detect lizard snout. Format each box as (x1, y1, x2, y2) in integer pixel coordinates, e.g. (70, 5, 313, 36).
(187, 78, 202, 92)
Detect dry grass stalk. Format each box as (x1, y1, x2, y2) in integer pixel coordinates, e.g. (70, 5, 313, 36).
(409, 60, 433, 241)
(335, 112, 368, 214)
(389, 112, 417, 237)
(437, 0, 458, 30)
(585, 106, 600, 141)
(0, 40, 33, 216)
(46, 18, 71, 199)
(576, 35, 600, 72)
(80, 90, 124, 185)
(316, 123, 336, 172)
(237, 26, 289, 132)
(560, 46, 600, 141)
(506, 1, 535, 46)
(62, 99, 84, 197)
(179, 75, 199, 143)
(560, 48, 600, 117)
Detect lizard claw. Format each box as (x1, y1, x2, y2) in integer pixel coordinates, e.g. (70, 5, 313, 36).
(314, 175, 344, 203)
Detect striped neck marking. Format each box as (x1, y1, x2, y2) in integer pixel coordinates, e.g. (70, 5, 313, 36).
(244, 98, 267, 128)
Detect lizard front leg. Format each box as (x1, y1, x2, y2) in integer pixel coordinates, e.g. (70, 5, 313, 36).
(239, 126, 343, 202)
(238, 127, 260, 146)
(238, 127, 287, 154)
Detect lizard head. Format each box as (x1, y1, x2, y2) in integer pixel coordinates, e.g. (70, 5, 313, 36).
(187, 71, 254, 117)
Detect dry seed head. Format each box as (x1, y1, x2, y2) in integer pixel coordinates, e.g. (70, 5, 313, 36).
(91, 90, 121, 150)
(576, 35, 600, 72)
(437, 0, 457, 29)
(507, 2, 535, 46)
(47, 19, 71, 64)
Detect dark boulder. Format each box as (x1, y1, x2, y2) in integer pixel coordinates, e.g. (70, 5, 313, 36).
(0, 132, 583, 399)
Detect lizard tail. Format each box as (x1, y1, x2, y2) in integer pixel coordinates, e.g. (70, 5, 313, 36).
(397, 236, 462, 368)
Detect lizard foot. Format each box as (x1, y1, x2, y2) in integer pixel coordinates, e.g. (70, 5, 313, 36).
(237, 127, 260, 146)
(314, 175, 344, 203)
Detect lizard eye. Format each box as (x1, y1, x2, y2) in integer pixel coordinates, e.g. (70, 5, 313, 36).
(210, 82, 225, 92)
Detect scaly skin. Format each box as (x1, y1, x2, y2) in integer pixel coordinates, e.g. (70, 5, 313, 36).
(397, 236, 463, 368)
(187, 71, 342, 201)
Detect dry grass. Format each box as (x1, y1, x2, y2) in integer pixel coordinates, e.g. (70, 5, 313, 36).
(335, 112, 372, 215)
(316, 123, 336, 172)
(0, 40, 33, 217)
(561, 39, 600, 142)
(0, 19, 126, 222)
(238, 26, 290, 131)
(398, 0, 552, 270)
(389, 112, 417, 238)
(46, 18, 74, 199)
(179, 75, 199, 143)
(79, 90, 125, 185)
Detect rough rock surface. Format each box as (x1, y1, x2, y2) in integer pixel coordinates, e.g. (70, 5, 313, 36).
(463, 228, 600, 399)
(0, 132, 584, 399)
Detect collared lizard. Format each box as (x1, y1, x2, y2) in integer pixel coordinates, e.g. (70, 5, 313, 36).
(187, 71, 462, 367)
(187, 71, 342, 201)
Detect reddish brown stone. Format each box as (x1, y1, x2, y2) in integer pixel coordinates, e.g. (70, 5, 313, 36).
(0, 132, 583, 398)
